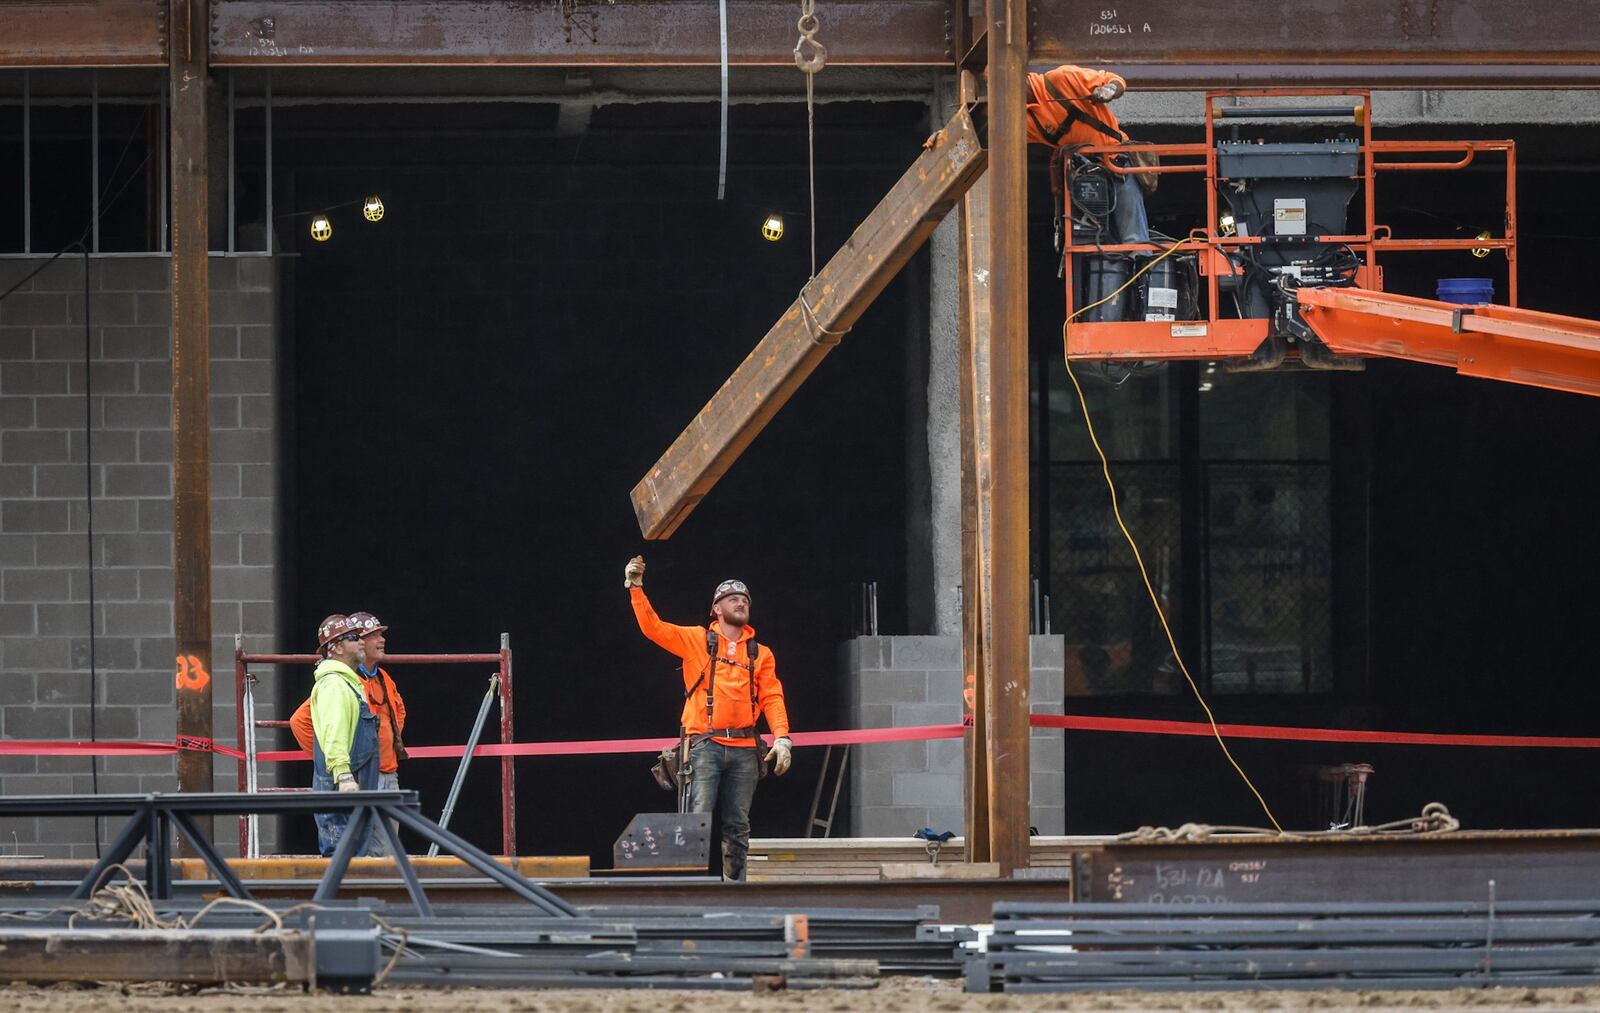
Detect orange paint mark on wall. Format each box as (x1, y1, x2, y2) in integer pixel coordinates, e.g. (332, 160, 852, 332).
(175, 655, 210, 691)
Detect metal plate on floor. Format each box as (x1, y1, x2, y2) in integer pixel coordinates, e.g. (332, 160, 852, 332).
(614, 812, 711, 869)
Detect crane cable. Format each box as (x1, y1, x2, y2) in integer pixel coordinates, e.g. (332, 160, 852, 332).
(795, 0, 827, 280)
(1062, 236, 1284, 833)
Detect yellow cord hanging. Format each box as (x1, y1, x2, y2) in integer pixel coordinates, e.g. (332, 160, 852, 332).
(1062, 237, 1284, 833)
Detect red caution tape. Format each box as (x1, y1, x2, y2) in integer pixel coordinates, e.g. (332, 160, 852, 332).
(1028, 713, 1600, 749)
(3, 715, 1598, 767)
(255, 724, 969, 764)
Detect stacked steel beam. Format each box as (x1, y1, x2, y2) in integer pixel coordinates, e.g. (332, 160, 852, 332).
(969, 900, 1600, 993)
(0, 896, 892, 990)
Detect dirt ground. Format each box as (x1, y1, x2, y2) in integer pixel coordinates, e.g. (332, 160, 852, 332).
(4, 978, 1600, 1012)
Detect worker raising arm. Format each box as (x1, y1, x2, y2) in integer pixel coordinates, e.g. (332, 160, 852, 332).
(625, 555, 791, 881)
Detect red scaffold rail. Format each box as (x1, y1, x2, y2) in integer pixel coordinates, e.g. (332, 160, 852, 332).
(235, 640, 516, 858)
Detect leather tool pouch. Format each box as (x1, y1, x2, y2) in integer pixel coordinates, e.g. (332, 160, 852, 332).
(651, 745, 681, 791)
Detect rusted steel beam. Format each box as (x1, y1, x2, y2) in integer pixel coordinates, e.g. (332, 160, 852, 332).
(0, 928, 312, 984)
(1100, 63, 1600, 90)
(1031, 0, 1600, 66)
(171, 0, 215, 825)
(0, 1, 166, 68)
(630, 107, 986, 540)
(210, 0, 954, 67)
(983, 0, 1030, 876)
(958, 167, 993, 864)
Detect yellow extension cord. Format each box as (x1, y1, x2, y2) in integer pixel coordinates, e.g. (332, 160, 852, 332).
(1062, 238, 1284, 833)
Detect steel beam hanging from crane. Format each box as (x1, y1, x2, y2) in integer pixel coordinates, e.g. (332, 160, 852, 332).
(629, 106, 986, 540)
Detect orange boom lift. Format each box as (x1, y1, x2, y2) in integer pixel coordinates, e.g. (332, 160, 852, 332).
(1060, 88, 1600, 397)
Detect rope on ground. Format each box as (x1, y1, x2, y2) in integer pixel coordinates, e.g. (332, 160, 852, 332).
(1118, 802, 1460, 842)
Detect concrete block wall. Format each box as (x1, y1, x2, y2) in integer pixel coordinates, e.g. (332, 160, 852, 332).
(0, 254, 283, 858)
(842, 635, 1065, 837)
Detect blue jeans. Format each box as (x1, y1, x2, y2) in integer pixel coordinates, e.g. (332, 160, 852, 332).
(1112, 172, 1150, 248)
(688, 739, 761, 881)
(366, 771, 401, 857)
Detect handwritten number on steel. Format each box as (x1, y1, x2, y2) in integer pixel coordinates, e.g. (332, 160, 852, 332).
(175, 655, 210, 691)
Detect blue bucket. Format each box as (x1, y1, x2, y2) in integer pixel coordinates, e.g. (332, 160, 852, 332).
(1437, 278, 1494, 305)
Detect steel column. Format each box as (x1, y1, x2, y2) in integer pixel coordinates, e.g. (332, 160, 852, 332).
(170, 0, 214, 831)
(499, 633, 516, 857)
(957, 154, 993, 862)
(982, 0, 1030, 875)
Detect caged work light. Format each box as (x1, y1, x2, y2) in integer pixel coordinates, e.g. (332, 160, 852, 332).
(761, 213, 784, 242)
(363, 195, 386, 222)
(310, 214, 333, 242)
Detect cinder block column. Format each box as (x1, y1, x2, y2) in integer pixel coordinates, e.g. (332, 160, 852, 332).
(0, 254, 282, 858)
(844, 634, 1065, 838)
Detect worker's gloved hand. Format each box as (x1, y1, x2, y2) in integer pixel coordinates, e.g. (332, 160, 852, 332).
(336, 773, 359, 793)
(1091, 83, 1120, 103)
(764, 736, 793, 777)
(624, 555, 646, 589)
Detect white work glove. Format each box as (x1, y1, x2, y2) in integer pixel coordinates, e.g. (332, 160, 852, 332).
(764, 736, 793, 777)
(1091, 82, 1121, 103)
(624, 555, 646, 589)
(336, 773, 359, 793)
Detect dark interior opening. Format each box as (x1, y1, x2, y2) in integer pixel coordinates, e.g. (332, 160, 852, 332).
(280, 98, 926, 860)
(276, 96, 1598, 859)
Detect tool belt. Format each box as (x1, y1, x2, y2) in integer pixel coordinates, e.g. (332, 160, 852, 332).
(650, 629, 771, 792)
(650, 727, 769, 791)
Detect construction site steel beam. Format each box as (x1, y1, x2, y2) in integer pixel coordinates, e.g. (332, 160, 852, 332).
(12, 2, 1600, 74)
(980, 0, 1031, 876)
(1030, 0, 1600, 66)
(958, 161, 993, 864)
(207, 0, 954, 67)
(1103, 64, 1600, 90)
(1297, 288, 1600, 398)
(0, 1, 166, 67)
(0, 929, 313, 984)
(629, 107, 986, 540)
(171, 0, 215, 823)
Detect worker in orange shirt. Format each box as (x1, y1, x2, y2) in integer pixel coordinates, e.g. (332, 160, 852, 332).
(1026, 64, 1153, 248)
(293, 610, 407, 856)
(625, 556, 792, 881)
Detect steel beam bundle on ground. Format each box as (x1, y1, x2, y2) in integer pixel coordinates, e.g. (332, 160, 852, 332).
(0, 897, 889, 991)
(584, 904, 971, 974)
(969, 900, 1600, 993)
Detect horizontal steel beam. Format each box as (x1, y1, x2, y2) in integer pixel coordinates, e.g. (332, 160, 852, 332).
(209, 0, 954, 67)
(1102, 63, 1600, 90)
(0, 0, 165, 67)
(11, 2, 1600, 76)
(1031, 0, 1600, 66)
(0, 928, 311, 984)
(1073, 833, 1600, 904)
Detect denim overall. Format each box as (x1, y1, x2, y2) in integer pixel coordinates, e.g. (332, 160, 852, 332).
(311, 678, 381, 857)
